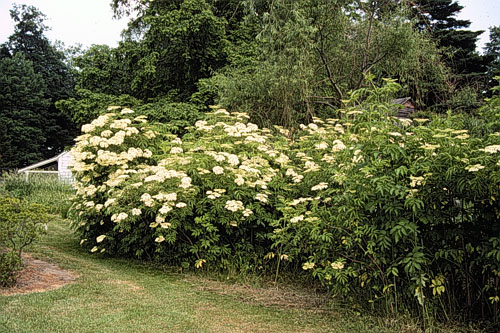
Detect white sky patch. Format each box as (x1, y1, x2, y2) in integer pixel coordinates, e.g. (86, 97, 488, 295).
(457, 0, 500, 53)
(0, 0, 129, 48)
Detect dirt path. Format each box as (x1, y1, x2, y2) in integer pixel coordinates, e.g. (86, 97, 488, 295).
(0, 253, 77, 296)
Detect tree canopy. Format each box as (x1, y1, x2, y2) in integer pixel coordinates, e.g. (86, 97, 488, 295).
(64, 0, 497, 127)
(485, 26, 500, 90)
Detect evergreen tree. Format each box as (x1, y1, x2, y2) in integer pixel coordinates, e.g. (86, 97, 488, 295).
(7, 5, 75, 102)
(412, 0, 487, 84)
(3, 5, 77, 162)
(485, 26, 500, 90)
(0, 53, 50, 170)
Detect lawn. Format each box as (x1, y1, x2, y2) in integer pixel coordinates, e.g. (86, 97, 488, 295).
(0, 216, 420, 333)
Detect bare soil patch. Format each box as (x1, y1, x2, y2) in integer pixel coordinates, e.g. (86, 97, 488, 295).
(0, 253, 78, 296)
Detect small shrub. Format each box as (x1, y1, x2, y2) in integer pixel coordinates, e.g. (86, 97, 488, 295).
(0, 196, 49, 287)
(0, 251, 22, 287)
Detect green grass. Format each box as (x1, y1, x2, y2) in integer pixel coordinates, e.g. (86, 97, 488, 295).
(1, 172, 73, 216)
(0, 217, 424, 333)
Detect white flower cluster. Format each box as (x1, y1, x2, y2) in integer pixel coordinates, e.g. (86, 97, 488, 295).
(212, 166, 224, 175)
(234, 176, 245, 186)
(141, 193, 155, 207)
(300, 123, 317, 131)
(207, 189, 225, 199)
(275, 153, 290, 165)
(409, 176, 424, 188)
(143, 165, 188, 184)
(204, 151, 240, 166)
(153, 192, 177, 202)
(331, 261, 344, 270)
(481, 145, 500, 154)
(314, 142, 329, 150)
(331, 140, 346, 152)
(466, 164, 485, 172)
(285, 168, 304, 183)
(420, 143, 440, 151)
(111, 212, 128, 223)
(194, 120, 215, 131)
(255, 193, 268, 203)
(110, 118, 132, 129)
(311, 182, 328, 191)
(170, 147, 183, 154)
(352, 149, 363, 163)
(71, 112, 153, 178)
(289, 197, 315, 206)
(290, 215, 304, 223)
(225, 200, 244, 212)
(304, 161, 320, 173)
(224, 122, 259, 137)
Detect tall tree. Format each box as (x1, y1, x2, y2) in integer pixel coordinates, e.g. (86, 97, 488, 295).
(217, 0, 450, 126)
(87, 0, 229, 100)
(485, 26, 500, 90)
(3, 5, 77, 161)
(8, 5, 75, 102)
(73, 44, 127, 95)
(0, 53, 50, 170)
(412, 0, 487, 84)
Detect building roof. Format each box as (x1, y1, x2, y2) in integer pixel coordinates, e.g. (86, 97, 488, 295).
(392, 97, 412, 105)
(18, 152, 69, 173)
(392, 97, 415, 119)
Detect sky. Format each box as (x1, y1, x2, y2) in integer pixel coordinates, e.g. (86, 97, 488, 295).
(0, 0, 129, 48)
(0, 0, 499, 51)
(457, 0, 500, 52)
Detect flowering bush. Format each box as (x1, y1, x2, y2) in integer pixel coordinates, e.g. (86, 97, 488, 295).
(272, 80, 500, 321)
(70, 81, 500, 323)
(70, 106, 289, 270)
(69, 107, 161, 256)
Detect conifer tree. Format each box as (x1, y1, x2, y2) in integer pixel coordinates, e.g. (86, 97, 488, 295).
(412, 0, 487, 83)
(485, 26, 500, 89)
(0, 53, 49, 169)
(2, 5, 77, 164)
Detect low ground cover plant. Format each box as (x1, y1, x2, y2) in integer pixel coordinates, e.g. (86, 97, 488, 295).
(70, 80, 500, 326)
